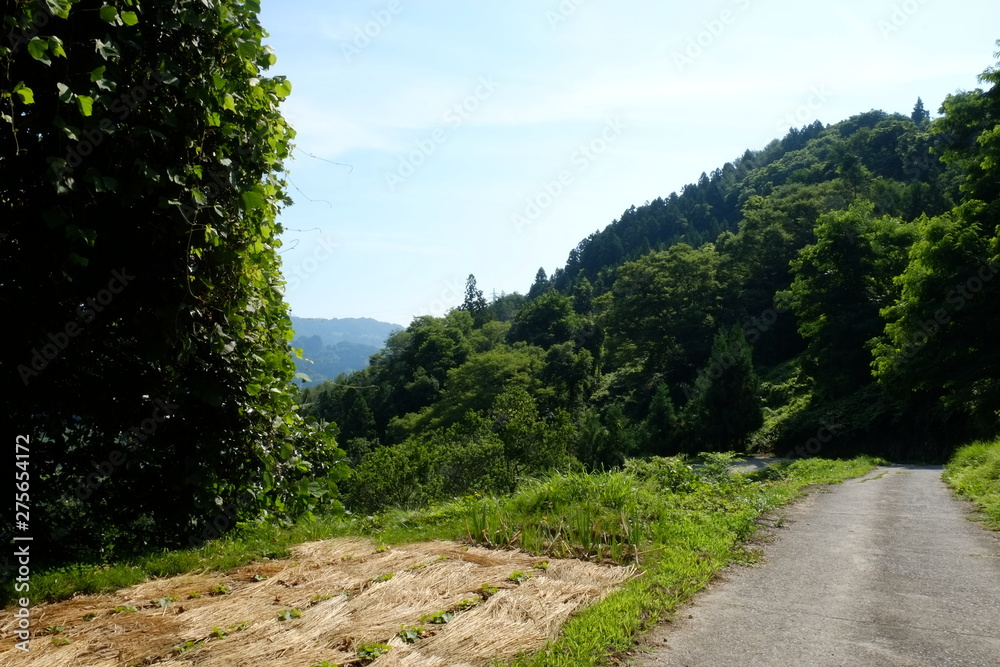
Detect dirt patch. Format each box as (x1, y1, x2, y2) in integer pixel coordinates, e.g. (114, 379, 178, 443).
(1, 538, 634, 666)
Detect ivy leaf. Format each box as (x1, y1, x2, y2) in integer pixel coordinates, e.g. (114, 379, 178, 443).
(27, 38, 51, 65)
(223, 95, 236, 112)
(45, 0, 72, 18)
(95, 39, 120, 61)
(90, 66, 107, 82)
(99, 6, 119, 24)
(13, 83, 34, 105)
(273, 80, 292, 99)
(56, 82, 74, 103)
(48, 36, 67, 59)
(76, 95, 94, 117)
(121, 10, 138, 26)
(241, 191, 265, 210)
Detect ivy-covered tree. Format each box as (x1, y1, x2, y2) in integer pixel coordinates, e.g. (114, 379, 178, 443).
(1, 0, 346, 564)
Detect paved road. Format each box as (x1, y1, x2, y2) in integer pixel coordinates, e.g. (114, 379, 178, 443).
(632, 466, 1000, 666)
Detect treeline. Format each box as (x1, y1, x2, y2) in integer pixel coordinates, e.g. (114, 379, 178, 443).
(301, 49, 1000, 513)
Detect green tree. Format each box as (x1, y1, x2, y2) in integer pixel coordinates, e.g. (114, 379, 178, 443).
(911, 97, 931, 128)
(873, 47, 1000, 437)
(2, 0, 345, 563)
(507, 290, 581, 349)
(784, 201, 915, 399)
(461, 273, 489, 325)
(641, 383, 678, 455)
(606, 243, 721, 383)
(682, 326, 763, 452)
(527, 267, 551, 299)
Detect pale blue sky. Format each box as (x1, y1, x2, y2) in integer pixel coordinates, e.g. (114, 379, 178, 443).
(258, 0, 997, 327)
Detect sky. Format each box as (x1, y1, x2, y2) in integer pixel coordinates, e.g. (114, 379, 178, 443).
(257, 0, 999, 328)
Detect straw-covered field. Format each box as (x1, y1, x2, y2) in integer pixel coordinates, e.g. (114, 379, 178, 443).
(0, 538, 633, 666)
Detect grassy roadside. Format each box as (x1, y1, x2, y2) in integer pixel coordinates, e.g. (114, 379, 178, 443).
(499, 455, 881, 667)
(944, 437, 1000, 530)
(5, 454, 880, 665)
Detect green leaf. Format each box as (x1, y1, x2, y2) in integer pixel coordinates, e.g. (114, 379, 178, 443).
(13, 83, 34, 105)
(247, 383, 262, 396)
(76, 95, 94, 117)
(121, 10, 138, 26)
(223, 95, 236, 112)
(90, 66, 107, 82)
(56, 83, 73, 103)
(48, 36, 67, 59)
(27, 38, 51, 65)
(45, 0, 72, 19)
(273, 80, 292, 99)
(241, 191, 265, 210)
(99, 6, 119, 24)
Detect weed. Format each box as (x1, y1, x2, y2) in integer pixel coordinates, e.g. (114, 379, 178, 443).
(310, 662, 340, 667)
(51, 636, 73, 646)
(419, 610, 454, 625)
(174, 639, 207, 654)
(452, 598, 479, 611)
(369, 572, 394, 583)
(532, 561, 549, 570)
(310, 594, 335, 603)
(479, 583, 500, 597)
(398, 624, 426, 643)
(211, 627, 227, 639)
(187, 591, 202, 599)
(209, 584, 231, 596)
(112, 605, 138, 614)
(508, 571, 531, 584)
(82, 612, 97, 621)
(276, 608, 302, 621)
(44, 625, 66, 635)
(357, 642, 392, 660)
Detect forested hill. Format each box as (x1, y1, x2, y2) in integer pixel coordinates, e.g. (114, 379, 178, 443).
(300, 49, 1000, 514)
(541, 107, 954, 297)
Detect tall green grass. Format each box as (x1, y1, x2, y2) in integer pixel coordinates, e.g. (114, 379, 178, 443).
(944, 438, 1000, 529)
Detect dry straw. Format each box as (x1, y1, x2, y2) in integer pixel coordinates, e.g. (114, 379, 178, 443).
(0, 538, 634, 666)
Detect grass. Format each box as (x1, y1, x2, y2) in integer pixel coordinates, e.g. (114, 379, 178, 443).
(944, 437, 1000, 530)
(3, 453, 881, 666)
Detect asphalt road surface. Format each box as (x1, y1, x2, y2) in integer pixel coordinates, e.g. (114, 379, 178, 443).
(632, 466, 1000, 666)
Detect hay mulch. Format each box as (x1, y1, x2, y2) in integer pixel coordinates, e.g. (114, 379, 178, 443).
(0, 538, 635, 666)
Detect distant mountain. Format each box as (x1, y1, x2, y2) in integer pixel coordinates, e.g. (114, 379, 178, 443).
(290, 316, 402, 386)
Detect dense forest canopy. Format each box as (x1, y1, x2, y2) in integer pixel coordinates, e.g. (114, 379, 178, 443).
(302, 46, 1000, 513)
